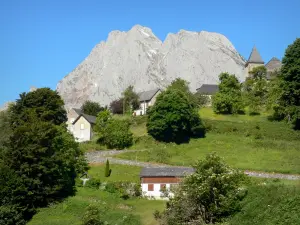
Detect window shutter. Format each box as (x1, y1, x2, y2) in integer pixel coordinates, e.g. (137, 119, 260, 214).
(148, 184, 154, 191)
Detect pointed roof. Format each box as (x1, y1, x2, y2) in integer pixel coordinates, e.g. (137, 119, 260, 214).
(247, 46, 264, 65)
(265, 57, 282, 71)
(138, 88, 160, 102)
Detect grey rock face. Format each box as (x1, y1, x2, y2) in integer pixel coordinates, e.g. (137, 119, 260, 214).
(57, 25, 246, 108)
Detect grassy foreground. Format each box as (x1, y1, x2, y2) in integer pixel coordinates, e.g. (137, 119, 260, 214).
(28, 164, 300, 225)
(29, 164, 165, 225)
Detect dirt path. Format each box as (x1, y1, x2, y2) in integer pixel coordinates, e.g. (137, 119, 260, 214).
(85, 151, 300, 180)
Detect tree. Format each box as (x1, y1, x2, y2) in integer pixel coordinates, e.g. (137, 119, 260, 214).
(104, 159, 112, 177)
(243, 66, 269, 115)
(156, 153, 247, 225)
(103, 119, 133, 149)
(274, 38, 300, 129)
(9, 88, 67, 128)
(110, 98, 124, 114)
(0, 110, 11, 148)
(194, 92, 209, 107)
(147, 89, 205, 143)
(0, 88, 88, 224)
(94, 109, 112, 143)
(81, 101, 104, 116)
(212, 73, 244, 114)
(167, 78, 197, 108)
(122, 86, 139, 113)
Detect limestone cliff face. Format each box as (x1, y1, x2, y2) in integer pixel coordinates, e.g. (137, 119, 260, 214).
(57, 25, 246, 108)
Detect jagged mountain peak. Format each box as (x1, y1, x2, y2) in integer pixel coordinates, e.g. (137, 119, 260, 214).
(57, 25, 245, 108)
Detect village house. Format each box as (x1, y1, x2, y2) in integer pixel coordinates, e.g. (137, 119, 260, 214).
(66, 108, 96, 142)
(133, 88, 161, 116)
(196, 84, 219, 106)
(245, 46, 282, 79)
(140, 167, 194, 199)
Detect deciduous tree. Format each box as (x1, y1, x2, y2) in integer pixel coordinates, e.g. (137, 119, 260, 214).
(81, 101, 105, 116)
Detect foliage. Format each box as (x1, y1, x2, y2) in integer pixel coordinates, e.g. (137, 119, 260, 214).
(0, 88, 89, 224)
(109, 98, 124, 114)
(81, 205, 104, 225)
(147, 89, 205, 143)
(104, 181, 141, 198)
(157, 153, 247, 225)
(81, 101, 105, 116)
(243, 66, 269, 115)
(85, 179, 101, 189)
(9, 87, 67, 128)
(105, 159, 112, 177)
(102, 119, 133, 149)
(122, 86, 139, 113)
(94, 109, 112, 144)
(266, 75, 283, 111)
(274, 38, 300, 129)
(194, 92, 209, 107)
(212, 73, 244, 114)
(167, 78, 197, 107)
(0, 110, 11, 148)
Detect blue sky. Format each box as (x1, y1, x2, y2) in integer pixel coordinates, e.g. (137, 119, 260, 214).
(0, 0, 299, 105)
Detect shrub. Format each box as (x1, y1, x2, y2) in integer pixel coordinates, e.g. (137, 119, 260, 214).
(110, 98, 124, 114)
(81, 205, 103, 225)
(212, 73, 244, 114)
(85, 178, 101, 189)
(104, 159, 112, 177)
(147, 89, 205, 143)
(103, 119, 133, 149)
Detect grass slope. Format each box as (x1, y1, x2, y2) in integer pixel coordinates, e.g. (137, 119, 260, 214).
(29, 164, 165, 225)
(229, 183, 300, 225)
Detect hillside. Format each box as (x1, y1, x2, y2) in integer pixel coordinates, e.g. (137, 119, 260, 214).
(57, 25, 246, 108)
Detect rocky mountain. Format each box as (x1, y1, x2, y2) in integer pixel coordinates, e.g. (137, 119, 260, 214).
(57, 25, 246, 108)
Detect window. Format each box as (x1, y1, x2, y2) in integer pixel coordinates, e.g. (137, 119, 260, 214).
(160, 184, 166, 191)
(80, 123, 85, 130)
(148, 184, 154, 191)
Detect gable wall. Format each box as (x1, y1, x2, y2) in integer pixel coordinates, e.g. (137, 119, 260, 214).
(72, 116, 92, 142)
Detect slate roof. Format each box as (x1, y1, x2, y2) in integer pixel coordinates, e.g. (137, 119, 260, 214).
(72, 108, 82, 115)
(140, 167, 195, 177)
(196, 84, 219, 95)
(72, 113, 96, 125)
(247, 46, 264, 64)
(138, 88, 160, 102)
(265, 57, 282, 71)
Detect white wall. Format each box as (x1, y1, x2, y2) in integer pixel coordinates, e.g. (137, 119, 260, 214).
(141, 183, 173, 200)
(134, 90, 161, 116)
(72, 116, 92, 142)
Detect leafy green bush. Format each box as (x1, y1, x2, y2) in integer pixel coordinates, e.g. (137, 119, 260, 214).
(85, 178, 101, 189)
(103, 119, 133, 149)
(147, 89, 205, 143)
(81, 205, 104, 225)
(104, 182, 141, 199)
(212, 73, 244, 114)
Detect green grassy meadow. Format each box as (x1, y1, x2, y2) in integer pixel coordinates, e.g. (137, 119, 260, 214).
(110, 108, 300, 174)
(28, 164, 300, 225)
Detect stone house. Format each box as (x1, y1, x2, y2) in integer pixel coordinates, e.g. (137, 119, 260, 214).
(66, 108, 96, 142)
(133, 88, 161, 116)
(140, 167, 194, 199)
(196, 84, 219, 106)
(245, 46, 281, 79)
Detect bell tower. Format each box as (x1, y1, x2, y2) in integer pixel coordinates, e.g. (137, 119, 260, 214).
(245, 46, 264, 78)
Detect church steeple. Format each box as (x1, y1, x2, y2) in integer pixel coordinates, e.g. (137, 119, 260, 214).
(245, 46, 265, 78)
(246, 46, 264, 66)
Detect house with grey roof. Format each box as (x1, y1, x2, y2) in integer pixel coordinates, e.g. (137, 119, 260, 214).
(245, 46, 281, 79)
(140, 167, 194, 199)
(133, 88, 161, 116)
(66, 108, 96, 142)
(196, 84, 219, 106)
